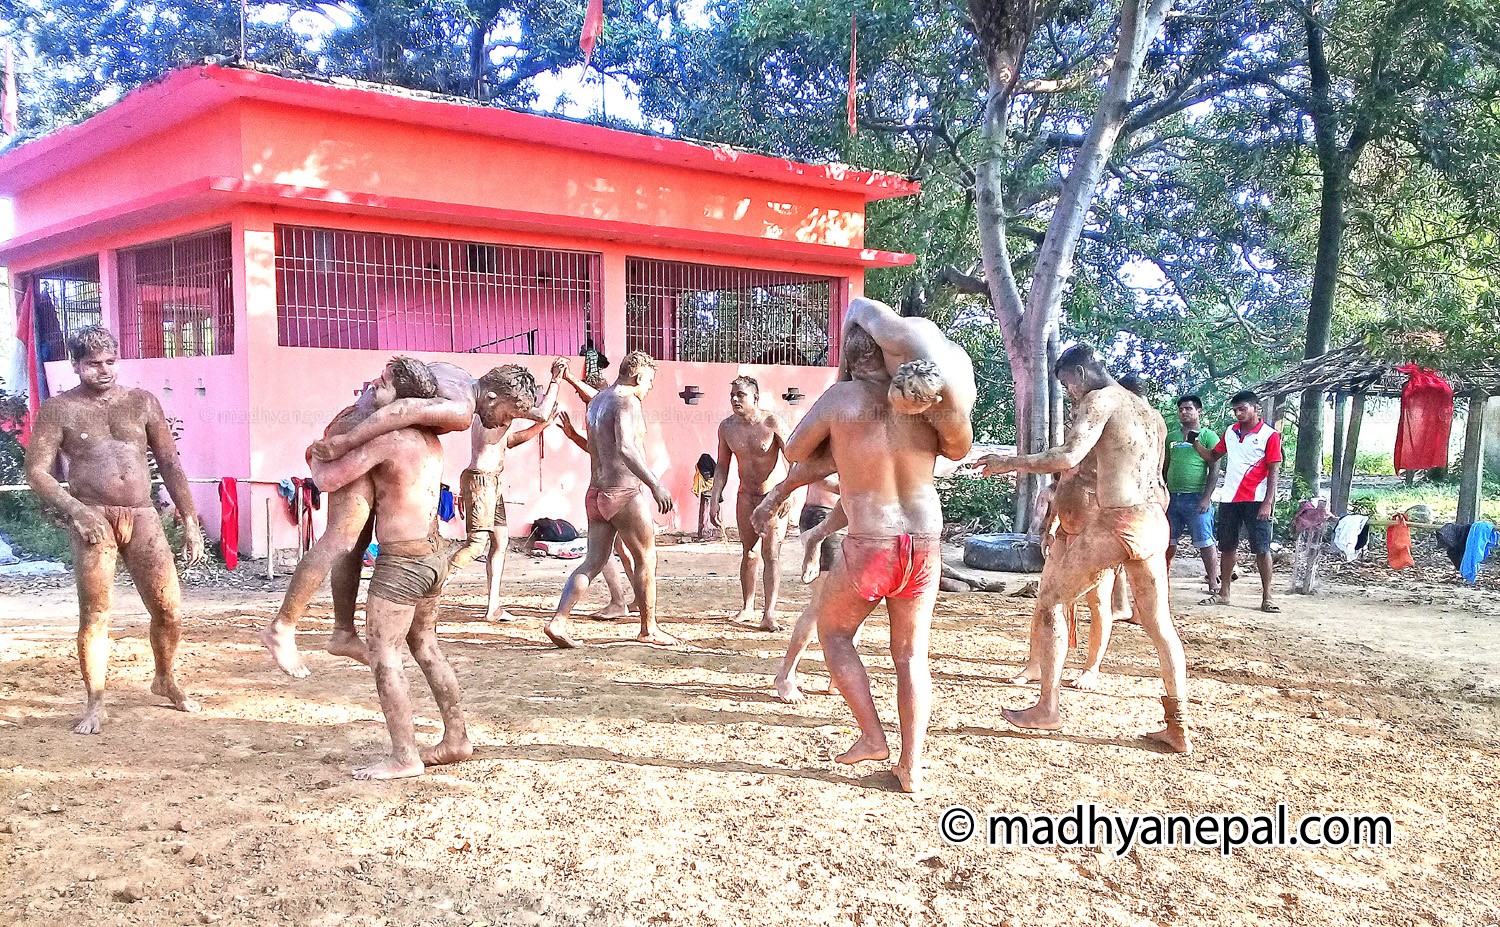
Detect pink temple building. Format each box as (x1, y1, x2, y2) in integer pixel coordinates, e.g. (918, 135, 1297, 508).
(0, 65, 916, 557)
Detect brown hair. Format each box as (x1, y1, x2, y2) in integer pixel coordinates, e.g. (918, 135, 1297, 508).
(619, 351, 657, 380)
(67, 326, 119, 363)
(387, 356, 439, 399)
(477, 364, 540, 409)
(729, 375, 760, 397)
(842, 325, 880, 366)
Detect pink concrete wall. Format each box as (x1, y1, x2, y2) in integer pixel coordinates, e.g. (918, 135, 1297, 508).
(10, 108, 244, 240)
(234, 100, 868, 249)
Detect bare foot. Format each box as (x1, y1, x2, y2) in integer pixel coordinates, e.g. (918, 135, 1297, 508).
(1009, 663, 1042, 686)
(836, 734, 890, 765)
(637, 628, 679, 646)
(1118, 612, 1140, 625)
(483, 609, 517, 623)
(260, 624, 310, 679)
(351, 755, 424, 780)
(1144, 723, 1193, 754)
(800, 538, 822, 585)
(1068, 669, 1101, 691)
(586, 602, 629, 621)
(325, 630, 370, 666)
(419, 737, 473, 766)
(759, 613, 780, 632)
(893, 763, 922, 794)
(544, 618, 580, 649)
(72, 704, 106, 735)
(151, 676, 201, 713)
(773, 674, 805, 704)
(730, 608, 755, 626)
(1001, 702, 1063, 731)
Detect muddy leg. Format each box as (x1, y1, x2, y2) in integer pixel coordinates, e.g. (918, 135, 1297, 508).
(545, 520, 617, 648)
(759, 510, 787, 631)
(1070, 571, 1113, 691)
(1123, 555, 1191, 753)
(406, 596, 471, 766)
(733, 492, 761, 626)
(481, 530, 514, 622)
(120, 514, 199, 715)
(888, 589, 937, 794)
(325, 514, 373, 665)
(615, 496, 674, 645)
(70, 528, 117, 734)
(815, 562, 884, 764)
(354, 595, 424, 780)
(774, 579, 827, 704)
(262, 484, 372, 677)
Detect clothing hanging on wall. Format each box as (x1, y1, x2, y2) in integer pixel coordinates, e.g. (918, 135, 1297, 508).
(218, 478, 239, 570)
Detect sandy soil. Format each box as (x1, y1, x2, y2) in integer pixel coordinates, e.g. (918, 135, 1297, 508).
(1, 540, 1498, 927)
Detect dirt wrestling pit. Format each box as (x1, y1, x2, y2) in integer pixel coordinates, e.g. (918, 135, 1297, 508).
(1, 541, 1497, 926)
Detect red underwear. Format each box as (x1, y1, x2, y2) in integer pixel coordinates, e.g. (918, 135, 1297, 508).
(840, 534, 941, 602)
(585, 485, 641, 523)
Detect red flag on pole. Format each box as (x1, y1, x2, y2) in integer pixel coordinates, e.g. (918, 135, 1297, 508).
(15, 285, 37, 445)
(847, 14, 858, 135)
(3, 44, 17, 136)
(580, 0, 605, 71)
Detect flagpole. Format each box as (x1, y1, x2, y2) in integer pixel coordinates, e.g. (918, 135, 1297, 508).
(239, 0, 247, 63)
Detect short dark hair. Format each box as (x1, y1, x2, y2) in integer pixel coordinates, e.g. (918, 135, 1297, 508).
(619, 351, 657, 379)
(1229, 390, 1260, 407)
(1053, 343, 1108, 380)
(842, 325, 881, 366)
(1177, 395, 1203, 409)
(387, 356, 438, 399)
(478, 364, 539, 410)
(729, 375, 759, 397)
(68, 326, 119, 363)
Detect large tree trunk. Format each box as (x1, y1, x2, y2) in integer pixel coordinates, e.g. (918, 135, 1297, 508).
(1294, 168, 1344, 496)
(970, 0, 1173, 530)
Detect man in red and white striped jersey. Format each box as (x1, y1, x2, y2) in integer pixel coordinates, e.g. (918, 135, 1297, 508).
(1199, 390, 1282, 612)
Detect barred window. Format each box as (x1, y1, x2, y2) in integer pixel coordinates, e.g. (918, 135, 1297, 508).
(625, 258, 838, 366)
(275, 225, 600, 355)
(31, 258, 102, 363)
(116, 228, 234, 359)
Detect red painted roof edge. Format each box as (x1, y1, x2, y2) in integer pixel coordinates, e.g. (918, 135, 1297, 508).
(0, 176, 918, 270)
(0, 65, 920, 202)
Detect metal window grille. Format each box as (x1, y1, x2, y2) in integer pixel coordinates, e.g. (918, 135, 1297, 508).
(275, 225, 601, 356)
(116, 228, 234, 359)
(31, 258, 102, 362)
(625, 258, 838, 366)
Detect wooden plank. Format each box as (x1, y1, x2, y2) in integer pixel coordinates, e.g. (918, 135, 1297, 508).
(1330, 392, 1348, 492)
(1333, 393, 1365, 515)
(1457, 390, 1489, 524)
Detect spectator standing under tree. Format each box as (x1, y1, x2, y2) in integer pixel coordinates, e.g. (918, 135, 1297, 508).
(1164, 395, 1222, 595)
(1200, 390, 1282, 613)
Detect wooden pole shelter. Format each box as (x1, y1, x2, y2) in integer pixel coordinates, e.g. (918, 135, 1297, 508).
(1332, 392, 1365, 516)
(1457, 390, 1489, 525)
(1330, 393, 1348, 496)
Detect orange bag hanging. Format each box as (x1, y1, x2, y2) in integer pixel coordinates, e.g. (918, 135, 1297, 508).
(1387, 513, 1415, 570)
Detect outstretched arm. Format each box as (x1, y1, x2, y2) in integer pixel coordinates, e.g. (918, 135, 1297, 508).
(969, 392, 1113, 477)
(506, 415, 553, 449)
(709, 426, 732, 526)
(310, 396, 472, 460)
(842, 296, 925, 361)
(557, 410, 589, 452)
(560, 364, 599, 404)
(144, 393, 204, 565)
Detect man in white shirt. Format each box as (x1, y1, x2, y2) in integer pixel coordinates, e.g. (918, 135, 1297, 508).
(1199, 390, 1282, 612)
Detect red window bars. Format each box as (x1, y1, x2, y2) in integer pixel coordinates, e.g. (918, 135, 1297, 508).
(625, 258, 839, 366)
(30, 258, 101, 363)
(117, 228, 235, 359)
(275, 225, 601, 356)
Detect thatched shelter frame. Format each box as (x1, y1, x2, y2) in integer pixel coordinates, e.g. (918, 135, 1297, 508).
(1252, 342, 1498, 520)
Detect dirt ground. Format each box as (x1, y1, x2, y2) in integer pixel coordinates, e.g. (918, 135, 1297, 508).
(1, 539, 1498, 927)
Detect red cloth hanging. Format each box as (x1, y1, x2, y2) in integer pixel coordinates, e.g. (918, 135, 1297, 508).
(1392, 364, 1454, 472)
(219, 478, 239, 570)
(579, 0, 604, 70)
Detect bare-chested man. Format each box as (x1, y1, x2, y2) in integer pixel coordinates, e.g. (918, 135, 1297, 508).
(784, 327, 952, 793)
(752, 296, 976, 572)
(544, 351, 675, 649)
(968, 343, 1190, 753)
(446, 359, 563, 622)
(308, 420, 469, 779)
(772, 473, 842, 703)
(557, 406, 638, 620)
(25, 327, 205, 734)
(710, 376, 791, 631)
(260, 360, 539, 676)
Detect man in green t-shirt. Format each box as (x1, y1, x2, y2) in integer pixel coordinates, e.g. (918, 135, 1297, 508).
(1164, 395, 1221, 594)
